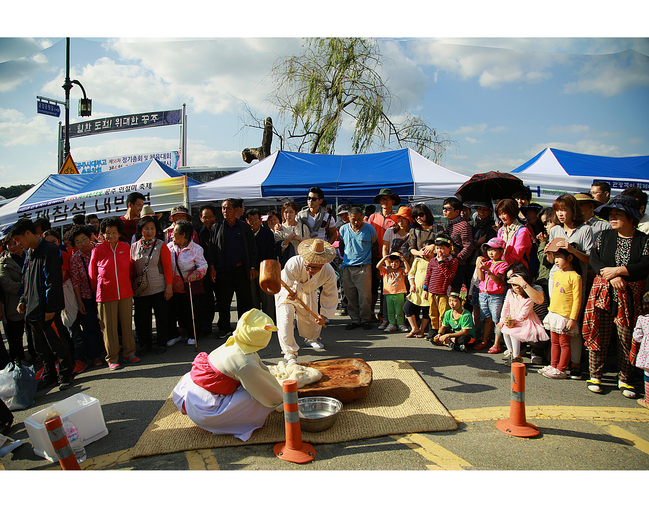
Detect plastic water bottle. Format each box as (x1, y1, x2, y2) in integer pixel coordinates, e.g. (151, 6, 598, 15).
(63, 418, 86, 463)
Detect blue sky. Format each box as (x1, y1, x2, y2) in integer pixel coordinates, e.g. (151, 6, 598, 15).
(1, 3, 648, 188)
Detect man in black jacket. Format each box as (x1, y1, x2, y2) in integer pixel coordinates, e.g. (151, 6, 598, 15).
(11, 219, 74, 391)
(207, 199, 259, 338)
(246, 209, 276, 322)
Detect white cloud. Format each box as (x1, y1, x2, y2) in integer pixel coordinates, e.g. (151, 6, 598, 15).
(0, 108, 56, 146)
(379, 40, 430, 113)
(453, 124, 488, 135)
(465, 136, 481, 144)
(424, 38, 649, 56)
(408, 40, 561, 89)
(548, 125, 590, 135)
(564, 50, 649, 97)
(489, 126, 506, 132)
(94, 38, 303, 114)
(0, 38, 54, 63)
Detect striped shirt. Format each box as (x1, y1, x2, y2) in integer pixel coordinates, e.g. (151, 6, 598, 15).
(423, 255, 458, 295)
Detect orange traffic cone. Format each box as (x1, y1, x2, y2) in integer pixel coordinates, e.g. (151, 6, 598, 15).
(496, 362, 540, 438)
(274, 379, 316, 463)
(45, 414, 81, 470)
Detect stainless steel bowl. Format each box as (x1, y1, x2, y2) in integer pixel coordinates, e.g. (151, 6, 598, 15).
(298, 396, 343, 432)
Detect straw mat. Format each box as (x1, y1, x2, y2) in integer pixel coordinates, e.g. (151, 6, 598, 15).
(130, 360, 457, 459)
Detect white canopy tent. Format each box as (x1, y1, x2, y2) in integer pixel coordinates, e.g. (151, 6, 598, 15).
(511, 147, 649, 206)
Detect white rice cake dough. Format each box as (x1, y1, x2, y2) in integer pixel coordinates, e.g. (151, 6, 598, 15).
(268, 361, 323, 388)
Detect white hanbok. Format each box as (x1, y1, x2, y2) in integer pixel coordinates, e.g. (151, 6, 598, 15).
(275, 255, 338, 360)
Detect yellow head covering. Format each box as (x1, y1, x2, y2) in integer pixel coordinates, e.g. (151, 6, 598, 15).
(224, 309, 278, 354)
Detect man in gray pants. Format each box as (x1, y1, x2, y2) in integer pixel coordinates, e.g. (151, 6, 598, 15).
(338, 207, 378, 331)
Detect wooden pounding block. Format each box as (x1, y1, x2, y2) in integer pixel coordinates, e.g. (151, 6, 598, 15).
(297, 358, 372, 404)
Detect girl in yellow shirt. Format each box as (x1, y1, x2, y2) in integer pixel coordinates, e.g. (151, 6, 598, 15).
(541, 239, 583, 379)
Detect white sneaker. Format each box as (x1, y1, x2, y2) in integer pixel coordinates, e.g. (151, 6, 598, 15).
(187, 338, 196, 346)
(378, 320, 389, 330)
(502, 349, 510, 360)
(398, 325, 409, 333)
(167, 335, 182, 347)
(384, 324, 397, 333)
(306, 340, 325, 350)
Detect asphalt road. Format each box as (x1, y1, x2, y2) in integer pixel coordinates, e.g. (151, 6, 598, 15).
(2, 305, 648, 475)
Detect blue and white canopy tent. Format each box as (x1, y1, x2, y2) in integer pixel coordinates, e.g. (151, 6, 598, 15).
(189, 148, 469, 206)
(511, 147, 649, 206)
(0, 159, 200, 232)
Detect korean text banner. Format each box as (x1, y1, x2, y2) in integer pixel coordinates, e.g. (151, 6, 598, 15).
(69, 109, 182, 138)
(16, 176, 186, 227)
(77, 151, 180, 174)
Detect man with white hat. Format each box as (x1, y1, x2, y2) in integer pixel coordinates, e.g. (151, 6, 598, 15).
(275, 238, 338, 363)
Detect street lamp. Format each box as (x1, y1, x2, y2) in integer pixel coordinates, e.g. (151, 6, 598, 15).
(73, 80, 92, 117)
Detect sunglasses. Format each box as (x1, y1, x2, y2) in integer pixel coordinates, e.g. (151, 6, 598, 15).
(304, 263, 323, 271)
(306, 196, 321, 201)
(442, 206, 454, 211)
(415, 212, 426, 218)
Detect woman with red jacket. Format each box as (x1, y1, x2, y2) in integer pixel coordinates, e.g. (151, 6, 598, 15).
(89, 217, 140, 371)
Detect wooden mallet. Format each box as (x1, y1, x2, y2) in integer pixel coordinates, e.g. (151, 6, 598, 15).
(259, 259, 325, 327)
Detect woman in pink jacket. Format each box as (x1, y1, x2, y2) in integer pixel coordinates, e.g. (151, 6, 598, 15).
(166, 220, 208, 348)
(495, 199, 535, 270)
(89, 217, 140, 371)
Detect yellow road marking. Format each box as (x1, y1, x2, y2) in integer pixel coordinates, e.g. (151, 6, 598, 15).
(452, 406, 649, 423)
(81, 448, 132, 470)
(185, 449, 220, 470)
(597, 423, 649, 456)
(391, 433, 473, 470)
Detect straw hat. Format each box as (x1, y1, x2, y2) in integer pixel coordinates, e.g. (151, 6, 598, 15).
(141, 205, 156, 217)
(225, 309, 278, 354)
(298, 238, 335, 264)
(574, 192, 601, 206)
(390, 206, 414, 225)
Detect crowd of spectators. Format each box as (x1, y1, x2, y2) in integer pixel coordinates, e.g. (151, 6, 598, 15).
(1, 182, 649, 408)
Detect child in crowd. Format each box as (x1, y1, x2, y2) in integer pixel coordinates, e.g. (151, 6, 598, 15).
(498, 264, 549, 365)
(377, 252, 411, 332)
(433, 291, 476, 352)
(468, 244, 488, 343)
(541, 238, 582, 379)
(631, 292, 649, 409)
(474, 237, 508, 354)
(423, 234, 458, 339)
(405, 240, 435, 338)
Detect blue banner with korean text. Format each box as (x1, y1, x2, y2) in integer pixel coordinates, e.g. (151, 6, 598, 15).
(69, 109, 182, 138)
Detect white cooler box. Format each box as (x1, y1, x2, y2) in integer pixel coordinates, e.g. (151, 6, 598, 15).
(24, 393, 108, 461)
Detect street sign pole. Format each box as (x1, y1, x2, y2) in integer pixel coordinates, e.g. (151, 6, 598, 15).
(63, 37, 72, 161)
